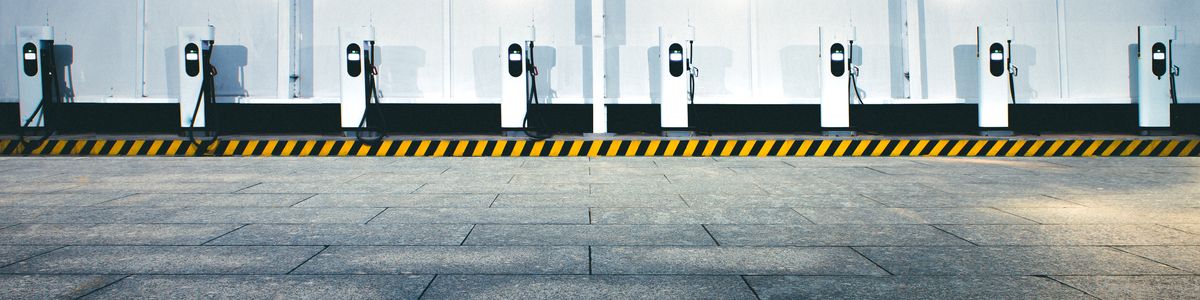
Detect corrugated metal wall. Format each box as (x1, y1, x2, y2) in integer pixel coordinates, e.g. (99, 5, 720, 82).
(2, 0, 1197, 105)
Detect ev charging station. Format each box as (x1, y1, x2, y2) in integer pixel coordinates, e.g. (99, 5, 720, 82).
(339, 26, 379, 137)
(659, 26, 697, 136)
(500, 26, 539, 137)
(819, 27, 857, 136)
(977, 26, 1016, 136)
(15, 26, 57, 132)
(178, 26, 216, 134)
(1137, 26, 1179, 135)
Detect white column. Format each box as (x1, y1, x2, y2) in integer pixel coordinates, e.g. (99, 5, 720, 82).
(591, 0, 608, 134)
(904, 0, 926, 99)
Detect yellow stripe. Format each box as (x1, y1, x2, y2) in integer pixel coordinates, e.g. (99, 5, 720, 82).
(1180, 141, 1199, 156)
(452, 141, 469, 156)
(30, 141, 50, 155)
(105, 140, 125, 156)
(927, 140, 949, 156)
(851, 140, 870, 156)
(889, 140, 909, 156)
(491, 140, 508, 157)
(966, 141, 987, 156)
(1004, 141, 1026, 157)
(279, 140, 296, 156)
(1024, 140, 1047, 157)
(88, 141, 107, 156)
(678, 140, 697, 156)
(1081, 141, 1103, 157)
(526, 141, 544, 157)
(165, 141, 182, 156)
(471, 141, 487, 157)
(568, 141, 585, 156)
(1061, 140, 1084, 156)
(624, 141, 641, 156)
(316, 141, 334, 156)
(241, 141, 260, 156)
(814, 140, 833, 157)
(1139, 140, 1162, 156)
(796, 140, 814, 156)
(145, 140, 164, 156)
(373, 141, 393, 156)
(1119, 140, 1142, 156)
(507, 141, 524, 156)
(127, 140, 145, 156)
(216, 140, 235, 156)
(257, 140, 276, 157)
(605, 141, 623, 157)
(908, 140, 929, 156)
(586, 141, 602, 157)
(714, 141, 733, 157)
(299, 141, 317, 156)
(738, 141, 757, 157)
(1159, 140, 1181, 157)
(832, 141, 852, 157)
(353, 142, 372, 156)
(663, 140, 680, 156)
(698, 140, 715, 156)
(758, 140, 776, 157)
(644, 141, 661, 156)
(330, 141, 350, 156)
(432, 141, 451, 157)
(1101, 141, 1122, 157)
(1043, 140, 1066, 156)
(50, 140, 69, 155)
(985, 140, 1006, 156)
(411, 140, 430, 156)
(946, 140, 968, 156)
(777, 140, 796, 156)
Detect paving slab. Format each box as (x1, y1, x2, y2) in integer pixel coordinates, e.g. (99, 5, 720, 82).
(758, 182, 945, 195)
(1167, 224, 1200, 234)
(98, 193, 314, 207)
(29, 207, 383, 224)
(590, 183, 767, 195)
(0, 246, 59, 266)
(0, 246, 323, 275)
(0, 275, 123, 299)
(591, 246, 886, 275)
(369, 208, 588, 224)
(207, 224, 471, 246)
(416, 183, 590, 194)
(0, 193, 129, 206)
(509, 174, 672, 184)
(863, 194, 1081, 208)
(491, 194, 688, 208)
(83, 275, 433, 300)
(291, 246, 588, 275)
(681, 194, 882, 208)
(61, 182, 257, 194)
(293, 193, 496, 208)
(706, 225, 971, 246)
(856, 246, 1188, 275)
(746, 276, 1091, 300)
(794, 208, 1036, 224)
(939, 225, 1200, 246)
(1053, 276, 1200, 300)
(0, 183, 81, 193)
(422, 275, 757, 300)
(239, 183, 424, 194)
(1001, 207, 1200, 224)
(1117, 246, 1200, 273)
(591, 208, 810, 225)
(348, 173, 516, 184)
(1051, 194, 1200, 208)
(0, 224, 241, 245)
(463, 225, 715, 246)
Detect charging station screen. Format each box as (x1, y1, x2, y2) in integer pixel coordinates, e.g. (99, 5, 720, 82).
(1153, 53, 1166, 60)
(509, 53, 522, 61)
(990, 53, 1004, 61)
(185, 53, 199, 60)
(669, 52, 683, 62)
(831, 53, 845, 61)
(24, 53, 36, 60)
(347, 53, 360, 61)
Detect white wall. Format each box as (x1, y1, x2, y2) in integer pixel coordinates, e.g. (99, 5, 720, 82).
(1, 0, 1197, 105)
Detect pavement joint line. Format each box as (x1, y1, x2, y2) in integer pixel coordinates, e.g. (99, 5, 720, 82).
(1040, 194, 1087, 207)
(231, 182, 263, 194)
(739, 275, 763, 300)
(676, 194, 691, 208)
(89, 193, 139, 206)
(200, 224, 250, 245)
(459, 224, 477, 246)
(1160, 224, 1200, 235)
(1108, 246, 1195, 274)
(415, 274, 438, 300)
(0, 245, 67, 269)
(1041, 275, 1104, 300)
(286, 245, 329, 275)
(363, 208, 389, 225)
(662, 174, 673, 184)
(488, 194, 500, 208)
(789, 208, 819, 224)
(75, 274, 132, 299)
(587, 246, 593, 275)
(929, 224, 980, 246)
(856, 193, 891, 207)
(700, 224, 721, 246)
(288, 194, 320, 208)
(587, 208, 593, 224)
(410, 183, 428, 194)
(988, 207, 1043, 224)
(848, 246, 894, 276)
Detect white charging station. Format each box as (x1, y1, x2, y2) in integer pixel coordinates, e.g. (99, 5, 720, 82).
(1137, 25, 1177, 134)
(15, 26, 55, 129)
(819, 27, 856, 136)
(178, 26, 215, 130)
(501, 26, 535, 135)
(339, 26, 376, 132)
(659, 26, 695, 136)
(977, 26, 1015, 136)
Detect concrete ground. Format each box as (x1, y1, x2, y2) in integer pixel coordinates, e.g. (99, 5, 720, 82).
(0, 156, 1198, 299)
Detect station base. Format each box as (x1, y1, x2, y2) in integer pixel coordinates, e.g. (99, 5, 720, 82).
(662, 130, 695, 137)
(822, 130, 856, 137)
(980, 130, 1014, 137)
(181, 129, 217, 138)
(344, 130, 382, 139)
(1140, 128, 1174, 136)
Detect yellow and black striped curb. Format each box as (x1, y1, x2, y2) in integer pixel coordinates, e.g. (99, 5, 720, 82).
(2, 138, 1198, 157)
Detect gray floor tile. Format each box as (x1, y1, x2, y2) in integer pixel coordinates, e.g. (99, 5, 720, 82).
(1053, 194, 1200, 208)
(291, 246, 588, 275)
(415, 183, 590, 194)
(492, 194, 688, 208)
(591, 183, 767, 195)
(1001, 207, 1200, 224)
(509, 174, 671, 184)
(682, 194, 882, 208)
(758, 183, 944, 195)
(0, 224, 240, 245)
(463, 225, 715, 246)
(864, 194, 1082, 208)
(293, 193, 496, 208)
(1117, 246, 1200, 273)
(207, 224, 471, 246)
(30, 207, 383, 224)
(591, 246, 886, 275)
(795, 208, 1036, 224)
(746, 276, 1091, 300)
(0, 246, 323, 274)
(422, 275, 757, 300)
(239, 183, 424, 194)
(369, 208, 587, 224)
(707, 225, 971, 246)
(0, 246, 59, 266)
(856, 246, 1188, 275)
(1167, 224, 1200, 234)
(1053, 276, 1200, 300)
(591, 208, 810, 225)
(0, 193, 129, 206)
(939, 225, 1200, 246)
(0, 183, 81, 193)
(98, 193, 314, 207)
(84, 275, 432, 300)
(61, 182, 257, 194)
(0, 275, 123, 299)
